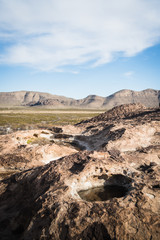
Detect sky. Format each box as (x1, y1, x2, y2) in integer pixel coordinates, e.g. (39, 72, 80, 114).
(0, 0, 160, 99)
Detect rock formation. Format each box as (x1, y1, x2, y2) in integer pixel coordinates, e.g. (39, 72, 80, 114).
(0, 89, 159, 108)
(0, 104, 160, 239)
(0, 128, 81, 179)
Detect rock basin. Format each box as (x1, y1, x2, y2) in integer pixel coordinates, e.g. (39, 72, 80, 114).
(78, 184, 128, 201)
(77, 174, 132, 201)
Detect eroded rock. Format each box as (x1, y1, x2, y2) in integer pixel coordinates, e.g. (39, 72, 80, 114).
(0, 104, 160, 239)
(0, 151, 160, 239)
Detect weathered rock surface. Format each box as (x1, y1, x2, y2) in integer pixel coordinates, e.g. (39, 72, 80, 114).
(0, 104, 160, 240)
(0, 129, 78, 179)
(76, 104, 160, 152)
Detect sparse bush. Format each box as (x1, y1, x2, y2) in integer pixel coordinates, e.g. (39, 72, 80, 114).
(27, 138, 34, 144)
(27, 137, 52, 146)
(0, 110, 102, 132)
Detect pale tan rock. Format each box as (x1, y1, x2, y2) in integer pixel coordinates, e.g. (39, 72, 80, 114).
(0, 129, 78, 173)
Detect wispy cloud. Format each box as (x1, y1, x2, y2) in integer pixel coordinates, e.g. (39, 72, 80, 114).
(124, 71, 134, 77)
(0, 0, 160, 71)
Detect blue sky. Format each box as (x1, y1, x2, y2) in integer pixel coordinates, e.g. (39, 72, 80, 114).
(0, 0, 160, 99)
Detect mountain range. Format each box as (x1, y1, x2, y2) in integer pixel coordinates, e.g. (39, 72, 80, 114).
(0, 89, 159, 109)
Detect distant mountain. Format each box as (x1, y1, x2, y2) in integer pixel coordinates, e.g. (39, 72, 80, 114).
(102, 89, 160, 109)
(0, 89, 159, 109)
(0, 91, 74, 108)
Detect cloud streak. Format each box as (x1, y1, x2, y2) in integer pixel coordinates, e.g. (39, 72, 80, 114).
(0, 0, 160, 71)
(124, 71, 134, 77)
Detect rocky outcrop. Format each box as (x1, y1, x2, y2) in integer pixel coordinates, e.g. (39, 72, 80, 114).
(76, 104, 160, 151)
(0, 129, 78, 178)
(0, 89, 159, 108)
(77, 103, 147, 124)
(0, 150, 160, 240)
(0, 104, 160, 239)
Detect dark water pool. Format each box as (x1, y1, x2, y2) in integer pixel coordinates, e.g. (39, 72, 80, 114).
(78, 185, 128, 202)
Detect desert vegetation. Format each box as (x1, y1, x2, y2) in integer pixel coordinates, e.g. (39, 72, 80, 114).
(0, 108, 103, 134)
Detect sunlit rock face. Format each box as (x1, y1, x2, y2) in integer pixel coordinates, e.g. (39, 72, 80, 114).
(0, 129, 80, 179)
(0, 104, 160, 240)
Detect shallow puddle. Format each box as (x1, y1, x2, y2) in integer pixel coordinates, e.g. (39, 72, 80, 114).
(78, 184, 128, 202)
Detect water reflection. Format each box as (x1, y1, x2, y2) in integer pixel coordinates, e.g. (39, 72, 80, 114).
(78, 185, 128, 202)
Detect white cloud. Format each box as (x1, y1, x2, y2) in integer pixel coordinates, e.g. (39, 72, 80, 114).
(124, 71, 134, 77)
(0, 0, 160, 71)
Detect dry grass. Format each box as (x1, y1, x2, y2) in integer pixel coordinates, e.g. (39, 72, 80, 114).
(0, 109, 104, 130)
